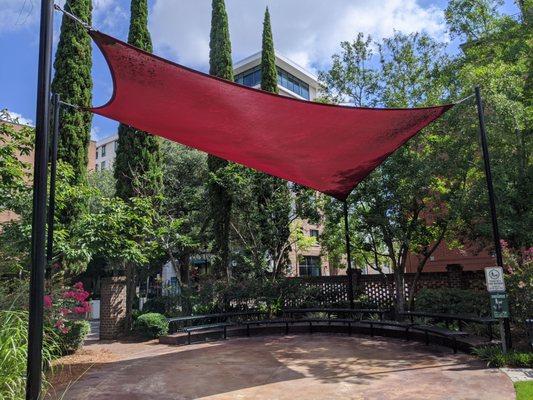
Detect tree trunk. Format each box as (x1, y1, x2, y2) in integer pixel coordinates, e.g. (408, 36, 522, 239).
(394, 267, 405, 314)
(408, 232, 446, 310)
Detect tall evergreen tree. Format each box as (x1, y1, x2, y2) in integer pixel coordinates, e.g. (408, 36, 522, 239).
(114, 0, 162, 200)
(51, 0, 93, 185)
(260, 8, 278, 94)
(208, 0, 234, 279)
(113, 0, 162, 332)
(256, 7, 291, 277)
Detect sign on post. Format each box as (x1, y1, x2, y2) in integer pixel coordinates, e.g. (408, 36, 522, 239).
(490, 292, 510, 319)
(484, 266, 506, 292)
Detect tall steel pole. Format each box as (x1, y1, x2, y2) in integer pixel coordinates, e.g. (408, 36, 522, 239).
(26, 1, 54, 399)
(46, 94, 60, 277)
(475, 86, 512, 350)
(343, 201, 355, 309)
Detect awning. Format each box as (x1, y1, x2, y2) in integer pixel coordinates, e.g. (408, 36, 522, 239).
(89, 30, 453, 200)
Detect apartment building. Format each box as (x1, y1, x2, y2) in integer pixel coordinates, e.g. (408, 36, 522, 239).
(94, 133, 118, 171)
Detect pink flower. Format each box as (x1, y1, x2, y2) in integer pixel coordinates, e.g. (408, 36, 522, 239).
(73, 282, 84, 290)
(59, 307, 71, 316)
(44, 295, 52, 309)
(54, 319, 69, 334)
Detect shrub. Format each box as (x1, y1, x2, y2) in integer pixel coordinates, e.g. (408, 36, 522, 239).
(414, 288, 490, 316)
(503, 243, 533, 326)
(133, 313, 169, 339)
(473, 345, 533, 368)
(142, 294, 182, 316)
(59, 320, 90, 355)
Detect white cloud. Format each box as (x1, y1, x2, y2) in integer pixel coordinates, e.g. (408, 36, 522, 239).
(150, 0, 447, 73)
(0, 0, 39, 34)
(1, 110, 34, 126)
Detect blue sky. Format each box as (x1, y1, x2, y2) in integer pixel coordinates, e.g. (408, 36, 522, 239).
(0, 0, 519, 141)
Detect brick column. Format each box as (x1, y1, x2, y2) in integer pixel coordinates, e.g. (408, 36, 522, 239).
(100, 276, 127, 340)
(446, 264, 464, 289)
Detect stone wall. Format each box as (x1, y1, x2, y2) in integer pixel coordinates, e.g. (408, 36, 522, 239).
(99, 276, 127, 340)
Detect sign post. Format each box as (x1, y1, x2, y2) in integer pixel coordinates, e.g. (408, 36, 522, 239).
(484, 266, 509, 354)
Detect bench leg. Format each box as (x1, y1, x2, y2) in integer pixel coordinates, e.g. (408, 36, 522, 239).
(405, 327, 410, 341)
(285, 322, 289, 335)
(424, 330, 429, 346)
(223, 326, 227, 340)
(348, 322, 352, 336)
(309, 321, 313, 334)
(370, 323, 374, 337)
(453, 337, 457, 354)
(188, 332, 191, 345)
(246, 323, 250, 337)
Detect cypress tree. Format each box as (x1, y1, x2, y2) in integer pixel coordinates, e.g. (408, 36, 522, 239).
(208, 0, 234, 279)
(260, 7, 278, 94)
(114, 0, 162, 200)
(51, 0, 93, 185)
(257, 7, 291, 277)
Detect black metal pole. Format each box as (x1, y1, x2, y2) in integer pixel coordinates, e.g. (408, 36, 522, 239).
(474, 86, 512, 350)
(46, 94, 60, 277)
(343, 201, 355, 309)
(26, 1, 54, 399)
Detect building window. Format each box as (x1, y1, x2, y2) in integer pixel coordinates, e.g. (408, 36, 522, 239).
(299, 256, 321, 277)
(277, 67, 310, 99)
(235, 65, 261, 87)
(101, 161, 106, 170)
(95, 163, 98, 171)
(309, 229, 319, 239)
(101, 144, 106, 157)
(96, 148, 99, 159)
(236, 65, 310, 100)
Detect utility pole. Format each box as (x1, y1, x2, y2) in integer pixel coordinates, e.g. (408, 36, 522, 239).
(26, 1, 54, 399)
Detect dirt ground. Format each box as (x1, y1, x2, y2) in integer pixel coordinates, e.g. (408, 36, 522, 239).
(48, 334, 515, 400)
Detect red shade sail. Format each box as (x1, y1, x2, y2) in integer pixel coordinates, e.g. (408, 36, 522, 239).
(90, 30, 453, 200)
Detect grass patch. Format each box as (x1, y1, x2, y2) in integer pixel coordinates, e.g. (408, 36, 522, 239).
(515, 381, 533, 400)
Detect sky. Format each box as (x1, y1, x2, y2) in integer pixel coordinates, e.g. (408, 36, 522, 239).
(0, 0, 519, 141)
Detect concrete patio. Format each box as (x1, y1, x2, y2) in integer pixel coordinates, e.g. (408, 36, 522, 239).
(54, 334, 515, 400)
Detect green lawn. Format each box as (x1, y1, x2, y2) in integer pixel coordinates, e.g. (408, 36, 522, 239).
(515, 381, 533, 400)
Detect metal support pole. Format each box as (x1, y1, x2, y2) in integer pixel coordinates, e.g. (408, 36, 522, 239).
(46, 94, 60, 277)
(475, 86, 512, 351)
(26, 1, 54, 399)
(343, 201, 355, 309)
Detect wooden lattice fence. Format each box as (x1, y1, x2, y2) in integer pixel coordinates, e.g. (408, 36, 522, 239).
(288, 265, 486, 309)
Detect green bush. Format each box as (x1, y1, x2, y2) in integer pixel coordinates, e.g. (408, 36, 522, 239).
(59, 320, 90, 355)
(133, 313, 169, 339)
(473, 345, 533, 368)
(142, 295, 182, 316)
(414, 288, 490, 316)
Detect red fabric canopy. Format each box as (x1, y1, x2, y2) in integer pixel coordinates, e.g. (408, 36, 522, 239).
(90, 31, 453, 200)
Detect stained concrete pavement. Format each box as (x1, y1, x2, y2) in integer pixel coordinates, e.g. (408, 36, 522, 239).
(58, 334, 515, 400)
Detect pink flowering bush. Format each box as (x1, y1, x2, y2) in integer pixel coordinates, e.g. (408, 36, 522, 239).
(43, 282, 92, 354)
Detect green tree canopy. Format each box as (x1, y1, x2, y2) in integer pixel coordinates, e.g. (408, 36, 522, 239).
(51, 0, 93, 223)
(114, 0, 162, 200)
(207, 0, 234, 279)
